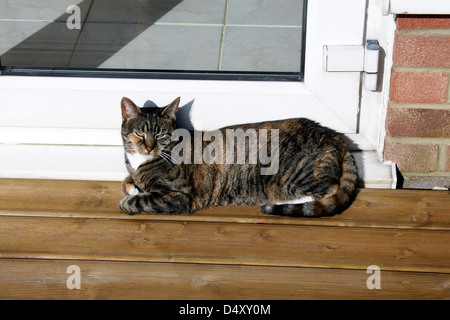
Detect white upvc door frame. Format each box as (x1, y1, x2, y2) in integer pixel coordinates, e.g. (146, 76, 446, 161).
(0, 0, 397, 188)
(383, 0, 450, 15)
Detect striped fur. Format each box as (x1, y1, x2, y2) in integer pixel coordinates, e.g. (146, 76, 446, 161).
(259, 149, 358, 217)
(119, 97, 358, 217)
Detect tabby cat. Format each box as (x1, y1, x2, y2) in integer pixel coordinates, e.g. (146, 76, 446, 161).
(119, 97, 358, 217)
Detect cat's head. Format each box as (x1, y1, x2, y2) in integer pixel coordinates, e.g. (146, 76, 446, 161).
(121, 97, 180, 162)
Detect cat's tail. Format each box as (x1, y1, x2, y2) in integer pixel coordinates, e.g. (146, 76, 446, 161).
(260, 150, 358, 217)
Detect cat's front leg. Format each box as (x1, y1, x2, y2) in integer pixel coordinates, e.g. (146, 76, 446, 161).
(119, 195, 140, 215)
(119, 192, 192, 215)
(122, 175, 141, 196)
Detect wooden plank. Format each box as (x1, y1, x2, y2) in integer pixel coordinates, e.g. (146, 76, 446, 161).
(0, 215, 449, 272)
(0, 259, 449, 300)
(0, 178, 448, 299)
(0, 178, 449, 230)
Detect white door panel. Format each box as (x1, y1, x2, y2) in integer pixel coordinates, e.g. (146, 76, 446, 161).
(304, 0, 366, 133)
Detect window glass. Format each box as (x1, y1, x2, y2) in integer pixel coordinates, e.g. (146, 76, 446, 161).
(0, 0, 305, 78)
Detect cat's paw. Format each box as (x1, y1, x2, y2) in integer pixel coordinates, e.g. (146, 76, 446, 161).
(125, 182, 140, 196)
(122, 175, 141, 196)
(119, 195, 140, 215)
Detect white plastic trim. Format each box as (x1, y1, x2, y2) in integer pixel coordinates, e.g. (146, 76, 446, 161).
(0, 144, 396, 189)
(383, 0, 450, 15)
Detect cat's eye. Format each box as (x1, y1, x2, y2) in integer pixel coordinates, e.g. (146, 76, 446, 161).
(134, 132, 145, 138)
(155, 133, 167, 140)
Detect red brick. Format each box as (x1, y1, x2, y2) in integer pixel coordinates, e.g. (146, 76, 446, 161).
(396, 15, 450, 29)
(386, 108, 450, 138)
(384, 141, 438, 173)
(389, 72, 448, 103)
(402, 176, 450, 189)
(393, 34, 450, 68)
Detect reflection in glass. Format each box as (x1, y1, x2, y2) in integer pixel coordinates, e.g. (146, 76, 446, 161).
(0, 0, 305, 75)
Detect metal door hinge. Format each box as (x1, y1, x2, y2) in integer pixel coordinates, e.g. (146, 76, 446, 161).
(323, 40, 380, 91)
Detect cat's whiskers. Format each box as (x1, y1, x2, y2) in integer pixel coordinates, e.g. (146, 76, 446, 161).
(159, 149, 179, 165)
(158, 152, 172, 165)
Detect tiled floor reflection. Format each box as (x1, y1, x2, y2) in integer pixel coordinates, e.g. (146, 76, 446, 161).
(0, 0, 304, 72)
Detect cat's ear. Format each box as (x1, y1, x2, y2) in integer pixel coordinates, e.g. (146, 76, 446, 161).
(161, 97, 180, 120)
(121, 97, 141, 121)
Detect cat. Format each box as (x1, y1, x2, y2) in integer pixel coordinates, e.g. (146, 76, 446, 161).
(119, 97, 358, 217)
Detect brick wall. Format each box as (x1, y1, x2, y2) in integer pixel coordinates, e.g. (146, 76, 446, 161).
(384, 15, 450, 189)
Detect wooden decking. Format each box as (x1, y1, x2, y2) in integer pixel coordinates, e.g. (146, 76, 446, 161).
(0, 178, 448, 299)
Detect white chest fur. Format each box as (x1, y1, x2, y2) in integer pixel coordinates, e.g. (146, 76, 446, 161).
(126, 152, 153, 171)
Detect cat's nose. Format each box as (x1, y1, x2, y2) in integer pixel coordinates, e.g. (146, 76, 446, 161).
(146, 146, 153, 153)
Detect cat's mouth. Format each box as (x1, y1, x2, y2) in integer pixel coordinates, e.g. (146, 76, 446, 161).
(139, 148, 153, 156)
(138, 146, 158, 157)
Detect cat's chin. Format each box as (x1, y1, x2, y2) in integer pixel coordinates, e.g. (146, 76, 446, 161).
(126, 151, 154, 171)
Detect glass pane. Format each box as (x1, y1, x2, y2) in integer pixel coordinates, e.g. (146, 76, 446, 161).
(0, 0, 305, 75)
